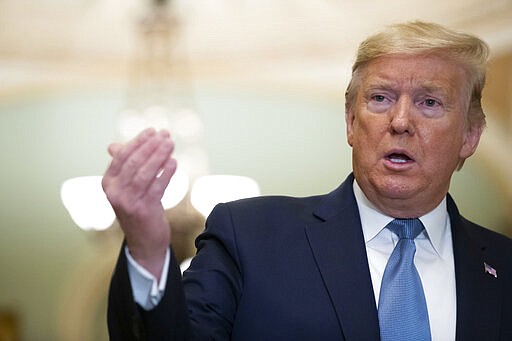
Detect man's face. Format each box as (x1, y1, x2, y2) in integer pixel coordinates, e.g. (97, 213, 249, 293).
(346, 54, 482, 218)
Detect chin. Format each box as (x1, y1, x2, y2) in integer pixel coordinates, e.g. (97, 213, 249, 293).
(372, 175, 421, 199)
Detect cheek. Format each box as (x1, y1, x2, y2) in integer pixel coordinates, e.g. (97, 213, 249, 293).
(354, 116, 386, 144)
(349, 121, 366, 150)
(420, 128, 465, 169)
(351, 122, 383, 163)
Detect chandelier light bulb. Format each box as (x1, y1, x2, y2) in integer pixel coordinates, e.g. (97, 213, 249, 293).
(190, 175, 260, 218)
(60, 176, 116, 231)
(161, 166, 190, 209)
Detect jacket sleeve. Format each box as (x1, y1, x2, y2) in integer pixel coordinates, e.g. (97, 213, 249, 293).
(181, 202, 244, 340)
(107, 202, 243, 340)
(107, 241, 192, 341)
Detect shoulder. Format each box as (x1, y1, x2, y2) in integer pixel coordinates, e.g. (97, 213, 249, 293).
(447, 194, 511, 252)
(452, 211, 512, 273)
(206, 194, 327, 230)
(225, 194, 325, 214)
(194, 194, 332, 274)
(459, 216, 512, 252)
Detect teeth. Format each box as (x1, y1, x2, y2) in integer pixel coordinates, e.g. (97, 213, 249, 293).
(390, 157, 407, 163)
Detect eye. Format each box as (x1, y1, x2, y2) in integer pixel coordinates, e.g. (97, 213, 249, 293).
(372, 94, 387, 102)
(424, 98, 438, 107)
(419, 97, 443, 108)
(418, 96, 444, 117)
(367, 91, 394, 113)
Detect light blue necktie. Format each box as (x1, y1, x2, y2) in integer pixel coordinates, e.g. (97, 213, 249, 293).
(378, 218, 431, 341)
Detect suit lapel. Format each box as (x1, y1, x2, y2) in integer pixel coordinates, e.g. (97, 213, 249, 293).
(305, 175, 380, 340)
(448, 196, 502, 341)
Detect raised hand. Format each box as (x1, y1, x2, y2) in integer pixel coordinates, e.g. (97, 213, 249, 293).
(102, 128, 177, 279)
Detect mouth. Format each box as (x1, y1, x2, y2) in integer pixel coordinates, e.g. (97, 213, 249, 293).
(385, 152, 414, 164)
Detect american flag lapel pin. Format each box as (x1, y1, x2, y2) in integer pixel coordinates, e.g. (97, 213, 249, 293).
(484, 262, 497, 278)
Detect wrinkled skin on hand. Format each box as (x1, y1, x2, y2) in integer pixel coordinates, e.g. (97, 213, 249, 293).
(102, 128, 177, 279)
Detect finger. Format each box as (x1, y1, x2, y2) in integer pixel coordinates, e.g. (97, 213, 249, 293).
(105, 128, 157, 178)
(116, 128, 158, 164)
(158, 129, 170, 138)
(130, 136, 175, 194)
(122, 131, 173, 181)
(108, 143, 122, 157)
(146, 158, 178, 201)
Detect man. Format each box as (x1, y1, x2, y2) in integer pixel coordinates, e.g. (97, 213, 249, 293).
(104, 21, 512, 340)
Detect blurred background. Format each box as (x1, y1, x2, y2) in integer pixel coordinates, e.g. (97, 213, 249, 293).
(0, 0, 511, 340)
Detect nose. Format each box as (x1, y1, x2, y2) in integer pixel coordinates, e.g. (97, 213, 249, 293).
(389, 97, 415, 135)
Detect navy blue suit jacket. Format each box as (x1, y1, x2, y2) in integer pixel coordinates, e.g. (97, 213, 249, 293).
(108, 174, 512, 340)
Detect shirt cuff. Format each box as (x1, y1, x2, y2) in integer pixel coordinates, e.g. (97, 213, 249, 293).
(125, 246, 170, 310)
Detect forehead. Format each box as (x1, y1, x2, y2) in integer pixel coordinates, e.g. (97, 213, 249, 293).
(359, 54, 468, 96)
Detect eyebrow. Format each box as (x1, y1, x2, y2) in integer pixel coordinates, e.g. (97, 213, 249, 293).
(364, 77, 451, 97)
(362, 79, 395, 92)
(419, 82, 451, 96)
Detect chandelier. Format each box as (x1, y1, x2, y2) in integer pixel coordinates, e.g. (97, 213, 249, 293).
(61, 0, 260, 231)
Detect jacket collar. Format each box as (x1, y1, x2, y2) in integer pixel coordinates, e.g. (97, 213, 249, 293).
(306, 173, 380, 340)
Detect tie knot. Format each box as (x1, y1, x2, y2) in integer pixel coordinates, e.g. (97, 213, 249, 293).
(386, 218, 424, 240)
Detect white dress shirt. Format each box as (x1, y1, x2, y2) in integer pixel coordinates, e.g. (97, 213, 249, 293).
(126, 246, 169, 310)
(353, 180, 456, 341)
(127, 181, 457, 340)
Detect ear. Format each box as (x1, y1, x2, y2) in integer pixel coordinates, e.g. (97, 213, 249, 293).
(345, 103, 355, 147)
(459, 123, 483, 159)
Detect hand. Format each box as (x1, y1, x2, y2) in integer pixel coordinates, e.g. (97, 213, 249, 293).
(102, 128, 177, 279)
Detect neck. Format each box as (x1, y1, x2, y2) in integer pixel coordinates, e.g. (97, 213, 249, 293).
(354, 178, 446, 219)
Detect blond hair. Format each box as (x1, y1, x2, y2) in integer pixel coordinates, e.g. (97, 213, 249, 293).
(345, 21, 489, 130)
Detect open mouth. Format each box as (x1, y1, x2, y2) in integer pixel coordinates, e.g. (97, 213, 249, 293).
(386, 153, 414, 164)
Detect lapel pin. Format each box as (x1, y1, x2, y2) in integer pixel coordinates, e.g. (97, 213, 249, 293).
(484, 262, 497, 278)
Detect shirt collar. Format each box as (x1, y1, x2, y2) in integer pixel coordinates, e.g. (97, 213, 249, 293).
(353, 179, 449, 257)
